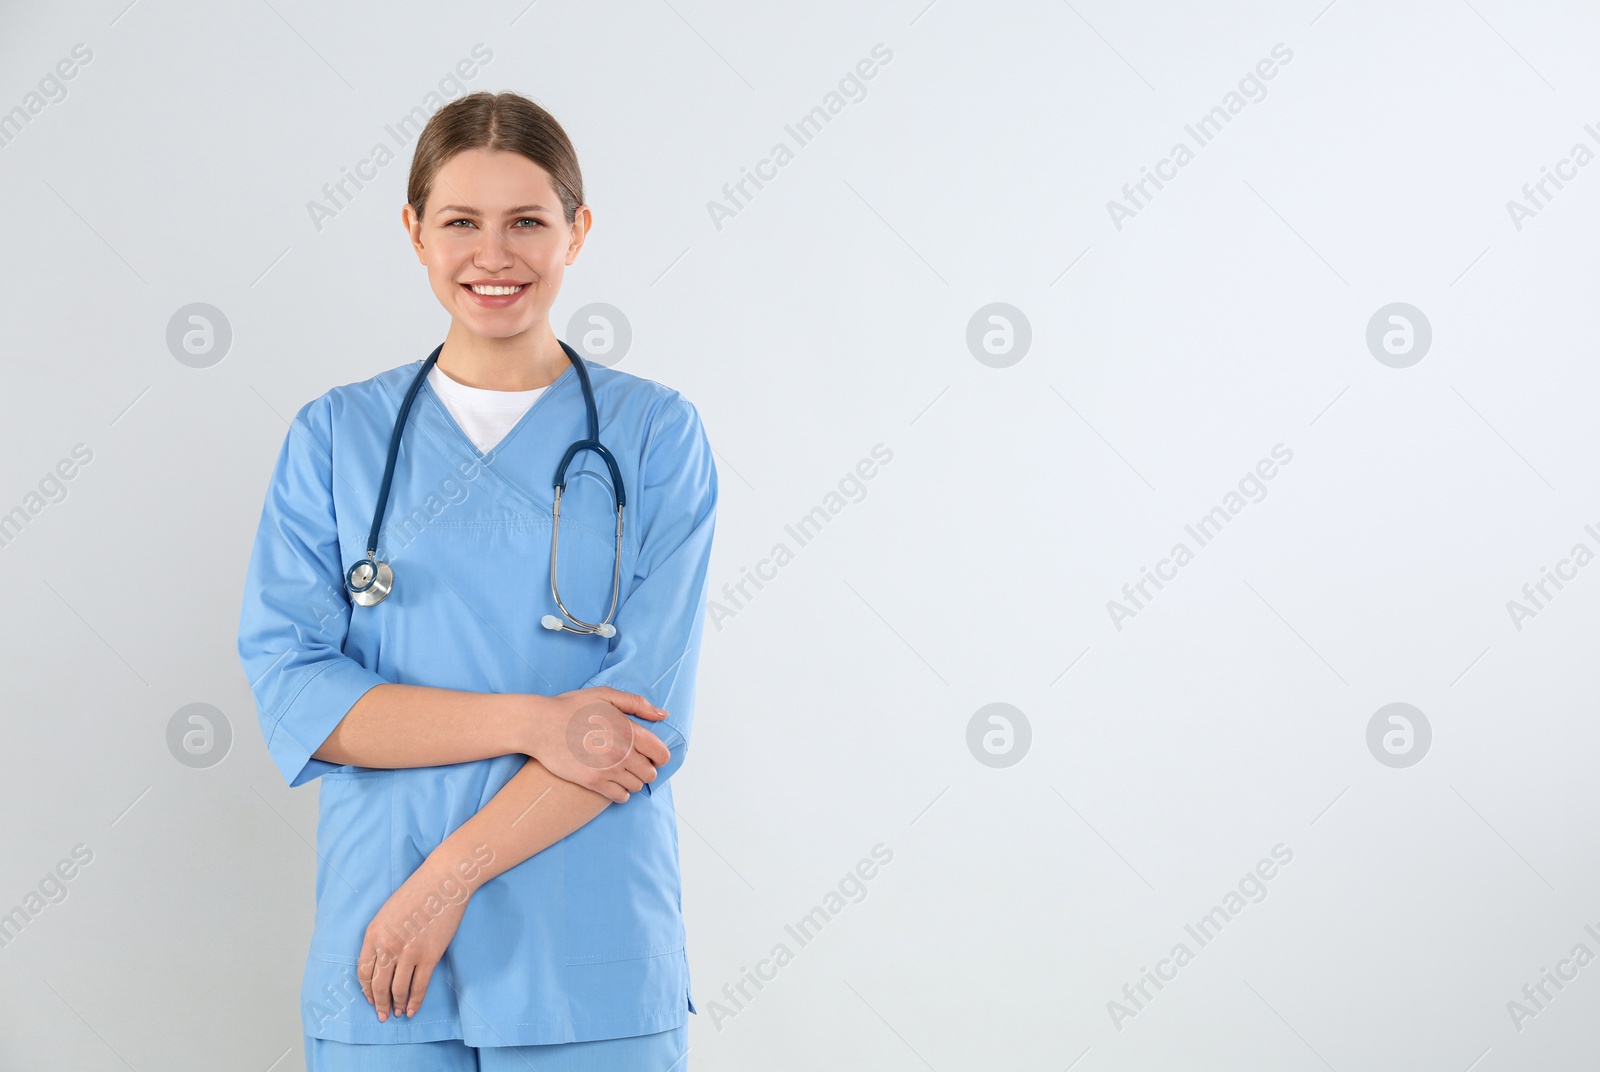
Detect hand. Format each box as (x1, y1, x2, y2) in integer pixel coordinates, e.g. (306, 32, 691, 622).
(358, 853, 476, 1022)
(526, 687, 671, 803)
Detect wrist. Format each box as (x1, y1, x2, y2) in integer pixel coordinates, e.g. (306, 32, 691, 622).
(519, 693, 556, 760)
(422, 835, 498, 900)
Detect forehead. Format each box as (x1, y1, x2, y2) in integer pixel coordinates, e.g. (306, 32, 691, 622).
(430, 149, 558, 212)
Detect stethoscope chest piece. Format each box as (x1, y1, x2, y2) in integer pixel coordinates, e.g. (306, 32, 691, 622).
(346, 558, 394, 607)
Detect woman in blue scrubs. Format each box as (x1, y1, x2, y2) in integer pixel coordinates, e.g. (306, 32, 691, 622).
(237, 91, 717, 1071)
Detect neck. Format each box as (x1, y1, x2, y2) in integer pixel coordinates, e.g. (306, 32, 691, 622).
(436, 323, 569, 391)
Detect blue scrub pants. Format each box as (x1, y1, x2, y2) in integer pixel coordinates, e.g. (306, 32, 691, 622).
(304, 1025, 687, 1071)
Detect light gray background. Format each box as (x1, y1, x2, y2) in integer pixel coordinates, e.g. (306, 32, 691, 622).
(2, 1, 1595, 1069)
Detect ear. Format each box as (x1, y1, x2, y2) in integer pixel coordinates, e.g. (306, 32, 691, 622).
(566, 205, 592, 265)
(402, 203, 427, 263)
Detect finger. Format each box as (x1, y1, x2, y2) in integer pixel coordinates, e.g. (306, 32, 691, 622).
(617, 769, 644, 793)
(624, 753, 658, 786)
(600, 687, 666, 720)
(370, 946, 396, 1023)
(390, 961, 414, 1020)
(407, 961, 437, 1018)
(358, 943, 377, 1007)
(629, 725, 670, 767)
(587, 771, 627, 803)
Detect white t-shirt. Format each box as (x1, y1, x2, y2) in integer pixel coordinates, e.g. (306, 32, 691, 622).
(427, 364, 547, 454)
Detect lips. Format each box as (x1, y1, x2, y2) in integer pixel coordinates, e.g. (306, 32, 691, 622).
(460, 281, 531, 308)
(462, 282, 528, 294)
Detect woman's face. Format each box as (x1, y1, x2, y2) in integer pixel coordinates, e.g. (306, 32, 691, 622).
(405, 148, 589, 340)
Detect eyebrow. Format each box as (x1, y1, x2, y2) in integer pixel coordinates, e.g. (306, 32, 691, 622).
(433, 204, 551, 216)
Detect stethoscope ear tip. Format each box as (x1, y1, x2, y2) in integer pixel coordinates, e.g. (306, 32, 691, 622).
(539, 614, 615, 637)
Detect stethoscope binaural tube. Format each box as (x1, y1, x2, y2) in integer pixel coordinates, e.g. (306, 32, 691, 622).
(540, 341, 625, 638)
(540, 493, 623, 638)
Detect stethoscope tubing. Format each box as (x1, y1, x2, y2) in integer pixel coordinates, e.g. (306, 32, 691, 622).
(365, 343, 444, 559)
(345, 340, 625, 635)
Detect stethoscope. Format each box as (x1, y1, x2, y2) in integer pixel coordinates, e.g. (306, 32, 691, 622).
(344, 340, 625, 639)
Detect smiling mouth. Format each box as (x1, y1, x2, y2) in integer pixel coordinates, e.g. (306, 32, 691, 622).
(464, 283, 529, 295)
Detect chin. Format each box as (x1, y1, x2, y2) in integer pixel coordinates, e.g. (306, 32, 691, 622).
(465, 321, 530, 337)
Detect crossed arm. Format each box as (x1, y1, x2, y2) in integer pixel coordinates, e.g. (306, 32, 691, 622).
(313, 681, 671, 1021)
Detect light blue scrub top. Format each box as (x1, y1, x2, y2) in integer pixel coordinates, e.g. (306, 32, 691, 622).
(236, 354, 718, 1047)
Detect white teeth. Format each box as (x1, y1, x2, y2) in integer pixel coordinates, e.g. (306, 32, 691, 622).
(469, 284, 525, 295)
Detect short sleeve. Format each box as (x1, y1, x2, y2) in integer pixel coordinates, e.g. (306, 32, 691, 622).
(579, 396, 719, 793)
(237, 400, 387, 787)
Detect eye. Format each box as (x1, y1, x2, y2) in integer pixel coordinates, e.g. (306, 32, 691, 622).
(514, 217, 544, 228)
(446, 218, 476, 228)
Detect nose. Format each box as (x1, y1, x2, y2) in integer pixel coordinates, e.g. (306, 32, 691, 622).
(473, 221, 515, 269)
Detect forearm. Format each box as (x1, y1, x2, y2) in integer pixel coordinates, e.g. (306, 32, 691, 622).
(311, 683, 533, 769)
(431, 756, 610, 891)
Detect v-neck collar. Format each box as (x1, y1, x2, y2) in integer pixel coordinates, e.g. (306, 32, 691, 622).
(371, 355, 584, 523)
(372, 354, 632, 550)
(419, 358, 578, 462)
